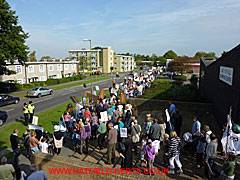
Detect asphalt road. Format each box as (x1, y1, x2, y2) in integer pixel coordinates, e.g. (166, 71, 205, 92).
(0, 75, 125, 127)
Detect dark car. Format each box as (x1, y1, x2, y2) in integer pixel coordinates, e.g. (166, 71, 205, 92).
(0, 111, 8, 126)
(0, 95, 20, 106)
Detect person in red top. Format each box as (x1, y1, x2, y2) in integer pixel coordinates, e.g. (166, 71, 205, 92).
(83, 107, 92, 120)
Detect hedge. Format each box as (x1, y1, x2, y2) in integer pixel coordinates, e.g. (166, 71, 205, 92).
(173, 75, 187, 81)
(0, 75, 86, 93)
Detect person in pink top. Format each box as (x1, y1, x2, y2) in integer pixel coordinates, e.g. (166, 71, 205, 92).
(83, 107, 92, 120)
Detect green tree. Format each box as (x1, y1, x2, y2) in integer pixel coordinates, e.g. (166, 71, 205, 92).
(163, 50, 177, 59)
(193, 51, 217, 59)
(0, 0, 29, 75)
(41, 56, 51, 60)
(167, 56, 191, 75)
(158, 56, 167, 66)
(221, 51, 228, 56)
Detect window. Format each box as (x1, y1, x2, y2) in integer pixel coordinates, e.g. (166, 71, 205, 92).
(72, 64, 75, 70)
(49, 65, 53, 71)
(57, 64, 62, 71)
(15, 65, 22, 74)
(40, 76, 45, 81)
(65, 64, 69, 70)
(28, 65, 34, 73)
(39, 65, 44, 72)
(17, 79, 23, 84)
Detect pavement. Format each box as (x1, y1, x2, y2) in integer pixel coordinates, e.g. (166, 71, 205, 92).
(0, 73, 127, 127)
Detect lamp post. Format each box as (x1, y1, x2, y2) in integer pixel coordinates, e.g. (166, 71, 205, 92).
(83, 39, 93, 94)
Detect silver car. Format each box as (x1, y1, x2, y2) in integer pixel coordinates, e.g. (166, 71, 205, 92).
(27, 87, 53, 98)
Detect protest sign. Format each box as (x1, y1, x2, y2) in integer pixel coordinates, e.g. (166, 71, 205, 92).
(165, 109, 170, 122)
(85, 91, 91, 97)
(95, 86, 100, 91)
(93, 91, 97, 96)
(86, 92, 98, 102)
(120, 128, 127, 138)
(115, 84, 119, 89)
(82, 97, 87, 106)
(32, 116, 38, 125)
(114, 125, 118, 130)
(152, 140, 160, 153)
(28, 125, 44, 132)
(99, 89, 105, 99)
(100, 111, 108, 121)
(70, 96, 78, 103)
(120, 93, 126, 104)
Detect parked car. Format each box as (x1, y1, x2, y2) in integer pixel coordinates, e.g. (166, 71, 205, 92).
(0, 95, 20, 106)
(27, 87, 53, 98)
(0, 111, 8, 126)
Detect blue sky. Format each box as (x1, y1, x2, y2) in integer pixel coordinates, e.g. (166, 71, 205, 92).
(8, 0, 240, 59)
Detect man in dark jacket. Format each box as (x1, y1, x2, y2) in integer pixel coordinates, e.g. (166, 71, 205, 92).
(10, 129, 20, 169)
(149, 119, 161, 141)
(174, 109, 182, 137)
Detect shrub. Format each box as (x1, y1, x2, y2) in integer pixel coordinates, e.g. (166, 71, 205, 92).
(173, 75, 187, 81)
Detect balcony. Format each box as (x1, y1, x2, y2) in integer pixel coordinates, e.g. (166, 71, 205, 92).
(91, 59, 96, 63)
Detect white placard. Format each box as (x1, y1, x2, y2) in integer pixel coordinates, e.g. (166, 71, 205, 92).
(100, 111, 108, 121)
(118, 105, 123, 112)
(165, 109, 170, 122)
(32, 116, 38, 125)
(219, 66, 233, 86)
(120, 128, 127, 138)
(115, 84, 119, 89)
(152, 140, 160, 153)
(93, 91, 97, 95)
(95, 86, 100, 91)
(114, 125, 118, 129)
(28, 125, 44, 132)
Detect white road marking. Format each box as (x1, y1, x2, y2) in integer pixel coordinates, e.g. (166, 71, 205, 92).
(6, 109, 14, 112)
(34, 97, 53, 104)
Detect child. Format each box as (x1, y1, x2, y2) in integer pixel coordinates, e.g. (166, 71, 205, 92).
(144, 139, 156, 175)
(40, 138, 48, 154)
(196, 132, 206, 168)
(140, 134, 147, 167)
(72, 129, 80, 152)
(160, 134, 169, 166)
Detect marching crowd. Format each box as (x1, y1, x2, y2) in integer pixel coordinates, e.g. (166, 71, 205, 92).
(1, 70, 237, 180)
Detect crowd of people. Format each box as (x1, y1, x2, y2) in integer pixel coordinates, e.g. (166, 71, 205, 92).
(1, 70, 237, 179)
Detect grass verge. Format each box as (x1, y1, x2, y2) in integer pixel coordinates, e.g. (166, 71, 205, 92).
(0, 101, 73, 152)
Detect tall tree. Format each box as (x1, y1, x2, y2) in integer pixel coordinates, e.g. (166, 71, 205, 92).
(158, 56, 167, 66)
(29, 51, 37, 62)
(0, 0, 29, 75)
(163, 50, 178, 59)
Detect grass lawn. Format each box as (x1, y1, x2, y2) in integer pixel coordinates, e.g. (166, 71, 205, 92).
(0, 101, 74, 152)
(141, 78, 206, 102)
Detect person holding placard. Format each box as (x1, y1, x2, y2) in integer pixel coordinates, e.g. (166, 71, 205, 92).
(97, 120, 106, 150)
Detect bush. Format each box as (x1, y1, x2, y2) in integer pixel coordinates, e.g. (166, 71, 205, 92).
(0, 74, 86, 93)
(173, 75, 187, 81)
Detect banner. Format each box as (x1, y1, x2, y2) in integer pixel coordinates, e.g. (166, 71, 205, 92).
(221, 115, 240, 155)
(28, 125, 44, 132)
(120, 93, 126, 104)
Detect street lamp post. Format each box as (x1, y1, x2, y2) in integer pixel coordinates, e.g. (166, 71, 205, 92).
(83, 39, 93, 94)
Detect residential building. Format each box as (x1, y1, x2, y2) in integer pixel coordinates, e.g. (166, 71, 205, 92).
(69, 47, 135, 73)
(0, 60, 78, 84)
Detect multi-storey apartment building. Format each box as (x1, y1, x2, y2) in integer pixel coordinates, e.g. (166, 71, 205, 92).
(69, 47, 135, 73)
(0, 60, 78, 84)
(113, 55, 135, 72)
